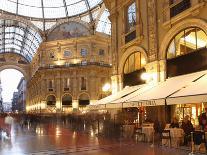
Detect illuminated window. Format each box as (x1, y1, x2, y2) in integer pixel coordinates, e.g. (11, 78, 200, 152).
(126, 2, 136, 32)
(80, 48, 88, 57)
(167, 27, 207, 59)
(124, 52, 146, 74)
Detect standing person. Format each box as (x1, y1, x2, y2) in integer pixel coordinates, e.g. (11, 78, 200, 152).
(4, 113, 14, 137)
(181, 115, 194, 146)
(198, 103, 207, 150)
(198, 103, 207, 131)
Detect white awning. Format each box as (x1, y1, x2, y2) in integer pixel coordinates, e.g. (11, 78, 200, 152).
(127, 70, 207, 106)
(112, 83, 157, 105)
(167, 73, 207, 105)
(88, 85, 141, 109)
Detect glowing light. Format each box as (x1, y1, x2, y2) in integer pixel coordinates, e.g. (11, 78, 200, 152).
(102, 83, 111, 92)
(141, 73, 149, 81)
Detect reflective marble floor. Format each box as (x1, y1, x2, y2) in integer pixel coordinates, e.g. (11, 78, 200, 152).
(0, 118, 192, 155)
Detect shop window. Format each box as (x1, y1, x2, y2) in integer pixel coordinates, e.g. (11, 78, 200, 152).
(99, 49, 105, 56)
(80, 48, 88, 57)
(126, 2, 136, 33)
(169, 0, 191, 18)
(64, 50, 72, 57)
(62, 95, 72, 106)
(167, 27, 207, 59)
(81, 77, 87, 91)
(123, 52, 146, 74)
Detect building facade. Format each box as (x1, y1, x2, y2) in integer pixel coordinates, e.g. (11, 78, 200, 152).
(27, 27, 112, 113)
(104, 0, 207, 123)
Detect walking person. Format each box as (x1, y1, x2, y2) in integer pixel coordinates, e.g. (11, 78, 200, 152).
(4, 113, 14, 138)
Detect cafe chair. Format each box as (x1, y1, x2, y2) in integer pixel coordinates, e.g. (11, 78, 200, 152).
(161, 129, 171, 147)
(134, 127, 146, 142)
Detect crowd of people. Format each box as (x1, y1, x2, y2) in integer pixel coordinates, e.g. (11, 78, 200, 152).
(168, 104, 207, 149)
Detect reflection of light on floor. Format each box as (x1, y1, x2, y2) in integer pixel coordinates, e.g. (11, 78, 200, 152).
(72, 131, 76, 139)
(36, 127, 44, 135)
(56, 127, 61, 136)
(90, 131, 94, 137)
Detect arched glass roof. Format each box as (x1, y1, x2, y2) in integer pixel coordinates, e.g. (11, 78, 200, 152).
(0, 19, 42, 62)
(1, 0, 102, 19)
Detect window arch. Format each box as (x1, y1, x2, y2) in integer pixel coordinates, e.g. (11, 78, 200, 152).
(123, 52, 146, 74)
(167, 27, 207, 59)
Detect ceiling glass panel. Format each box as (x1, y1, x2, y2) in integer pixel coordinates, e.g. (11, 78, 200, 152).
(88, 0, 102, 8)
(44, 7, 66, 18)
(96, 9, 111, 35)
(0, 0, 17, 14)
(1, 0, 103, 19)
(67, 1, 87, 16)
(18, 3, 43, 18)
(0, 19, 42, 62)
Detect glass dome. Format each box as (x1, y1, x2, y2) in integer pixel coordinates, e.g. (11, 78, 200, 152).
(1, 0, 102, 19)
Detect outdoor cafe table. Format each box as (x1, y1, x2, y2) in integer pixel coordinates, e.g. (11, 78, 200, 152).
(162, 128, 184, 147)
(123, 124, 135, 138)
(142, 126, 154, 142)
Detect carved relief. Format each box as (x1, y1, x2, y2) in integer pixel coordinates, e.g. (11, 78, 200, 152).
(147, 0, 158, 61)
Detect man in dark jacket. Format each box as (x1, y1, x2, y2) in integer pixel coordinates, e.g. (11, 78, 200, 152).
(181, 115, 194, 145)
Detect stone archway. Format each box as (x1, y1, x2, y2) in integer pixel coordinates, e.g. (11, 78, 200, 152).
(0, 53, 30, 80)
(160, 18, 207, 60)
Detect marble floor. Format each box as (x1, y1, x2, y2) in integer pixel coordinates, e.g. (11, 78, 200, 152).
(0, 117, 195, 155)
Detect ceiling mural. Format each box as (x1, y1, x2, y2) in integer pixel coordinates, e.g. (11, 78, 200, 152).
(47, 22, 90, 41)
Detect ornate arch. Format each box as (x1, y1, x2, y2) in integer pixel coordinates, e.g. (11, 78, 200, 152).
(78, 92, 90, 99)
(119, 46, 148, 74)
(160, 18, 207, 60)
(0, 65, 29, 81)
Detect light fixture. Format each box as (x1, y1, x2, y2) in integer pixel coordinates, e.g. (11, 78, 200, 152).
(102, 83, 111, 92)
(141, 72, 149, 81)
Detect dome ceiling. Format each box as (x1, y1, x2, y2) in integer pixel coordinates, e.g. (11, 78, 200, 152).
(1, 0, 102, 19)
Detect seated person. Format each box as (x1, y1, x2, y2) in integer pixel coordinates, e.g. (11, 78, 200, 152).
(181, 115, 194, 145)
(170, 117, 179, 128)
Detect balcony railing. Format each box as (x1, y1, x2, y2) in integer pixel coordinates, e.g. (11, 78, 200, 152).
(170, 0, 191, 17)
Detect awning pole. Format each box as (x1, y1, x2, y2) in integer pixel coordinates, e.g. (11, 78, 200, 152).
(165, 98, 167, 124)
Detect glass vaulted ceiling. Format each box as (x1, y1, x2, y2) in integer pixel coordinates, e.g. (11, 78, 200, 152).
(1, 0, 102, 19)
(0, 0, 111, 35)
(0, 19, 42, 62)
